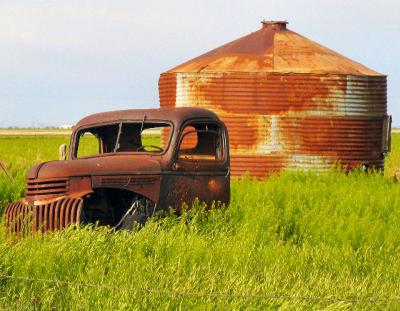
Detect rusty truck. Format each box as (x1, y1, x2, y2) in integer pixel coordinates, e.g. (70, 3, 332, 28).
(4, 107, 230, 233)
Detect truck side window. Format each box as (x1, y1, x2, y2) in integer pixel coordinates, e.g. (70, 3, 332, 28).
(77, 132, 101, 158)
(178, 123, 223, 161)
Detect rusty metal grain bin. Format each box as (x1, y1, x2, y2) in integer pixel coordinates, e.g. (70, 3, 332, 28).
(159, 21, 390, 178)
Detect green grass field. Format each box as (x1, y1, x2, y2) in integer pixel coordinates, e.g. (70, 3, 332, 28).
(0, 134, 399, 310)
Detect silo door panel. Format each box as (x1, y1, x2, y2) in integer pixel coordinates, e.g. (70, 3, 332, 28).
(382, 115, 392, 154)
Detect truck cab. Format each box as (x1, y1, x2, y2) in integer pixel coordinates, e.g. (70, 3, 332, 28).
(5, 107, 230, 233)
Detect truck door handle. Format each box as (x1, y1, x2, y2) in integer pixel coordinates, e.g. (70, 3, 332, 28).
(173, 162, 184, 171)
(225, 166, 230, 178)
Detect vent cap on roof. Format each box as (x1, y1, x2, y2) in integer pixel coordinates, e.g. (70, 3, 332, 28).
(261, 20, 288, 30)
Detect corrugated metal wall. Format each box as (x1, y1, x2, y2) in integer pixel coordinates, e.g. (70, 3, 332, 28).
(159, 22, 389, 178)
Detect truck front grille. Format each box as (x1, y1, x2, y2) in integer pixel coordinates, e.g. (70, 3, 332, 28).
(26, 178, 69, 198)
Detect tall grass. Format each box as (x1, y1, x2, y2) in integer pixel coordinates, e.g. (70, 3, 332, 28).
(0, 136, 69, 212)
(385, 133, 400, 178)
(0, 135, 399, 309)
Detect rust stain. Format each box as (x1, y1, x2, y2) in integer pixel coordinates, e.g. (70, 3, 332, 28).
(207, 178, 220, 192)
(219, 114, 261, 149)
(167, 21, 382, 76)
(159, 20, 388, 179)
(159, 74, 176, 108)
(4, 198, 83, 236)
(163, 72, 385, 116)
(5, 108, 230, 235)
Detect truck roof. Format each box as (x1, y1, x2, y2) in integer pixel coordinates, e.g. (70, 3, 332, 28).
(75, 107, 220, 129)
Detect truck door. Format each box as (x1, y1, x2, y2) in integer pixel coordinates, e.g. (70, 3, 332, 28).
(166, 120, 230, 210)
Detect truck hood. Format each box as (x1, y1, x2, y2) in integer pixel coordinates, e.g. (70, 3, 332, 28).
(27, 155, 162, 180)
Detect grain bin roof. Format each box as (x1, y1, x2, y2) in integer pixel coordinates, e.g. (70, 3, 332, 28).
(167, 21, 382, 76)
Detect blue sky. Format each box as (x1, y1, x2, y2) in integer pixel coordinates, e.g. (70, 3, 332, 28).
(0, 0, 399, 127)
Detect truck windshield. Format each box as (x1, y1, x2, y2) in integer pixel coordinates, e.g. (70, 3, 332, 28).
(75, 122, 171, 158)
